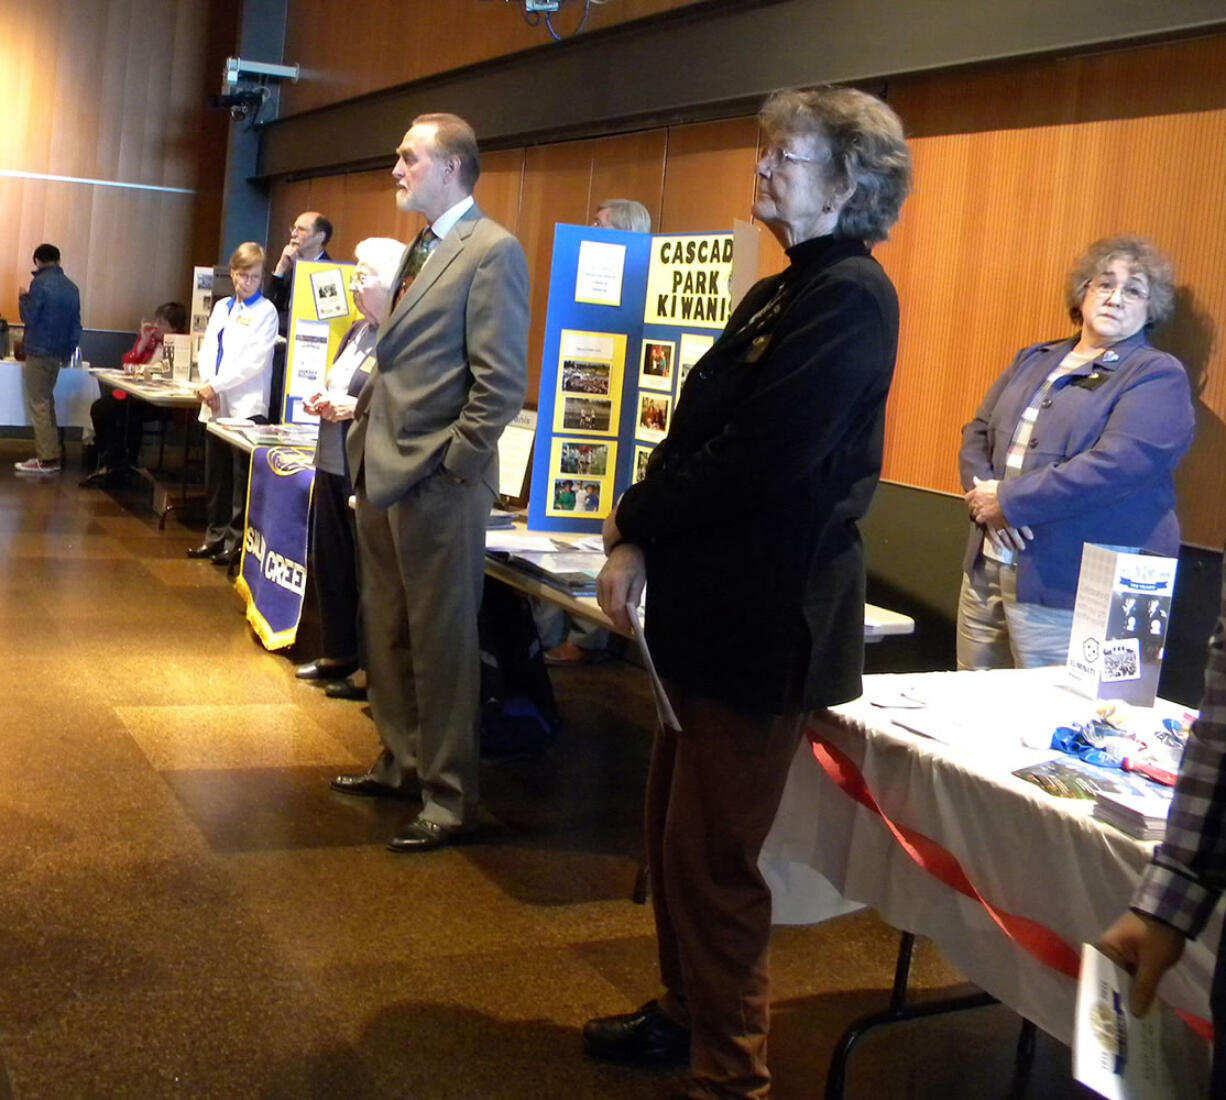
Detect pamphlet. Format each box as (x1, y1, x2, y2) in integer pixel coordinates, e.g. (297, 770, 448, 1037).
(1074, 944, 1208, 1098)
(1013, 758, 1161, 800)
(628, 603, 681, 732)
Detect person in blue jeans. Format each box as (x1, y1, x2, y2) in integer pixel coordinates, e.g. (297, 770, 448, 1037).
(16, 243, 81, 475)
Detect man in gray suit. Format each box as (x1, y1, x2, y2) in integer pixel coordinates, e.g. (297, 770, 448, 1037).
(331, 112, 530, 852)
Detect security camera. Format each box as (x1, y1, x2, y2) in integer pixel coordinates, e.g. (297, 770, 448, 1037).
(208, 89, 266, 122)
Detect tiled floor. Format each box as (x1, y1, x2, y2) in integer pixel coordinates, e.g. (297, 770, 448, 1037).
(0, 439, 1082, 1099)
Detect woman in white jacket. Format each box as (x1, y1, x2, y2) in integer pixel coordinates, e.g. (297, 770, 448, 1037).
(187, 242, 278, 565)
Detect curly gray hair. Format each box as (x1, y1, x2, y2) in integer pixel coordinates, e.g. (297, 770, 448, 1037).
(1065, 235, 1176, 330)
(759, 86, 911, 244)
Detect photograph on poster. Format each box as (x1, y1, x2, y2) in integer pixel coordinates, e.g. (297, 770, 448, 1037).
(310, 269, 350, 320)
(562, 396, 614, 433)
(638, 340, 675, 391)
(551, 478, 604, 515)
(636, 393, 671, 443)
(634, 445, 653, 484)
(559, 440, 609, 476)
(561, 360, 611, 396)
(196, 271, 212, 290)
(678, 332, 714, 389)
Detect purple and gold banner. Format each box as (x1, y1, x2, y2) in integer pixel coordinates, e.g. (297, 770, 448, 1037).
(236, 446, 315, 650)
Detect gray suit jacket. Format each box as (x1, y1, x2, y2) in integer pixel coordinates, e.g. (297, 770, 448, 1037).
(348, 204, 529, 509)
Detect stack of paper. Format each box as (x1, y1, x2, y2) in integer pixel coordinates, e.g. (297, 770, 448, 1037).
(509, 550, 605, 594)
(1092, 789, 1174, 840)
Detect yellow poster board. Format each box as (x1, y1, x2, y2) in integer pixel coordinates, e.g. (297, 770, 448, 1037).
(283, 260, 361, 423)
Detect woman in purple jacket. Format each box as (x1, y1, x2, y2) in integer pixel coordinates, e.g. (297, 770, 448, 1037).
(958, 235, 1195, 669)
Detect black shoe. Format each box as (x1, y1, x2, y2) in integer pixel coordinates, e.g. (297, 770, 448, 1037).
(582, 1000, 690, 1067)
(187, 541, 223, 559)
(386, 816, 477, 853)
(295, 657, 359, 681)
(324, 678, 367, 701)
(78, 468, 109, 488)
(211, 547, 241, 566)
(329, 773, 416, 800)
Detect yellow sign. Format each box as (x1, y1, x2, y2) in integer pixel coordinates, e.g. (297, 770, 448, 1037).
(643, 233, 734, 330)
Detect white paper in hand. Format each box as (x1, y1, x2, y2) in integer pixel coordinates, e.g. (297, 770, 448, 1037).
(1073, 943, 1208, 1099)
(627, 602, 681, 731)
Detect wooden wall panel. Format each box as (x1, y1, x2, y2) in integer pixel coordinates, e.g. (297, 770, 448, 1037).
(878, 34, 1226, 547)
(0, 0, 235, 334)
(280, 0, 707, 117)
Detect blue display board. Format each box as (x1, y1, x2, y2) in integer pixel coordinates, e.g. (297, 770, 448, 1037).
(528, 223, 734, 533)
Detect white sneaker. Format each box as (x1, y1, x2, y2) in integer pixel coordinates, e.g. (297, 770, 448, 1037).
(14, 458, 62, 474)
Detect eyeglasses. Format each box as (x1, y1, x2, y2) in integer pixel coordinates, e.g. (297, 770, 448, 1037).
(1089, 276, 1149, 305)
(231, 270, 262, 283)
(349, 271, 375, 289)
(760, 146, 822, 170)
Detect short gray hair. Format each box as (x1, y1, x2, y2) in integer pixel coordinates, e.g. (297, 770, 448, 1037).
(759, 86, 910, 244)
(353, 237, 408, 291)
(596, 199, 652, 233)
(1065, 235, 1176, 330)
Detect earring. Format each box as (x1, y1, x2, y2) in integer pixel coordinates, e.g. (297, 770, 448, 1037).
(822, 202, 833, 214)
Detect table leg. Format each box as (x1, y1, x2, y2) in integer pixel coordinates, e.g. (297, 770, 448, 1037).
(822, 931, 998, 1099)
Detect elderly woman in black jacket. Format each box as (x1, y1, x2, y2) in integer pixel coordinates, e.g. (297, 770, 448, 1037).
(584, 86, 911, 1100)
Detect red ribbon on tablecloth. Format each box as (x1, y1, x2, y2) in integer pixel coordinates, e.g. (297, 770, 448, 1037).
(809, 730, 1213, 1043)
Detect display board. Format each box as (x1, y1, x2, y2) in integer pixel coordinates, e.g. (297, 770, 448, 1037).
(527, 222, 756, 533)
(283, 260, 361, 424)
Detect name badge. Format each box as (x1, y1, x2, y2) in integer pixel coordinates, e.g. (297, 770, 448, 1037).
(236, 315, 251, 327)
(359, 355, 375, 374)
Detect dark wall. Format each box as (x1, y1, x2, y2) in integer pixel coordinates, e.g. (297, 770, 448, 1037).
(861, 480, 1221, 708)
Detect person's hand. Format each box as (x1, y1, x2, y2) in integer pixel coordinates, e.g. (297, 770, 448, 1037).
(326, 396, 357, 422)
(597, 544, 646, 634)
(274, 241, 298, 278)
(302, 391, 324, 416)
(602, 507, 623, 554)
(196, 383, 220, 411)
(965, 475, 1015, 530)
(1097, 911, 1187, 1017)
(986, 525, 1035, 554)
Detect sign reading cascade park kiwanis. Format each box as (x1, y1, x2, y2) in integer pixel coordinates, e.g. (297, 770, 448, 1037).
(236, 446, 315, 650)
(643, 234, 735, 328)
(527, 222, 757, 534)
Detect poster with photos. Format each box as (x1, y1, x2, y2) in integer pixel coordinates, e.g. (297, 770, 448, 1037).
(551, 330, 626, 439)
(528, 221, 757, 533)
(638, 339, 675, 391)
(545, 436, 617, 518)
(636, 392, 671, 444)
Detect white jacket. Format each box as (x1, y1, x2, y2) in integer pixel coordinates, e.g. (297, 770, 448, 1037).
(196, 293, 278, 421)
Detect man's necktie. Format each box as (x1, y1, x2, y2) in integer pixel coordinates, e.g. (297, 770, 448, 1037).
(394, 227, 438, 307)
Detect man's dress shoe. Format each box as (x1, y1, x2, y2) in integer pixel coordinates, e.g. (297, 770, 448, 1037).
(210, 547, 241, 566)
(295, 658, 359, 681)
(324, 678, 367, 701)
(386, 816, 477, 853)
(582, 1000, 690, 1067)
(186, 541, 222, 559)
(329, 774, 416, 800)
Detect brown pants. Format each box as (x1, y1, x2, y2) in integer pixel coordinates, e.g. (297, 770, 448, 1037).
(648, 686, 806, 1100)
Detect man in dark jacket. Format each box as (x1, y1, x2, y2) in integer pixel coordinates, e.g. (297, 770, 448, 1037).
(17, 243, 81, 474)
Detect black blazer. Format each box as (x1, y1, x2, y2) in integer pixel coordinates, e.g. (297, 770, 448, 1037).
(616, 236, 899, 714)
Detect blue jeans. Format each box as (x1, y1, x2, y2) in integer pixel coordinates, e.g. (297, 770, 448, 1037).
(956, 558, 1074, 669)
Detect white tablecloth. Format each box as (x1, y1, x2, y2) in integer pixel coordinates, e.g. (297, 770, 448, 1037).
(0, 359, 96, 429)
(760, 666, 1218, 1045)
